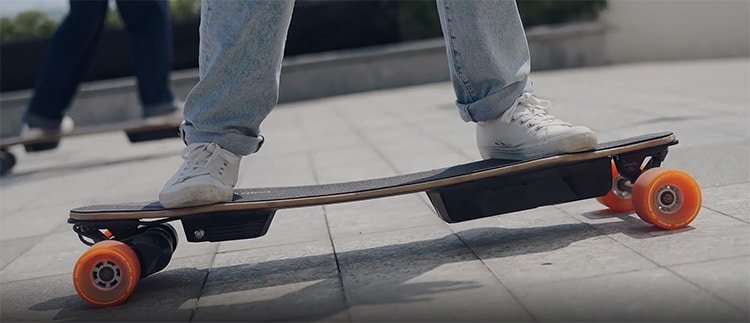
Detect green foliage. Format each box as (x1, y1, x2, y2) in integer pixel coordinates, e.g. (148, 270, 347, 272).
(518, 0, 607, 26)
(397, 0, 608, 41)
(0, 0, 201, 44)
(169, 0, 200, 23)
(397, 1, 441, 40)
(0, 10, 57, 43)
(105, 8, 124, 30)
(1, 0, 604, 44)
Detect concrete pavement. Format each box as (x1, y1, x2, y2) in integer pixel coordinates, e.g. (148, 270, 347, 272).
(1, 58, 748, 321)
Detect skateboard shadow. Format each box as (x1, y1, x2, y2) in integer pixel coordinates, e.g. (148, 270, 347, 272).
(580, 208, 696, 238)
(28, 218, 690, 321)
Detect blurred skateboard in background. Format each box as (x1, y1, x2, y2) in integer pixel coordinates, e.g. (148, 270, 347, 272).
(0, 119, 181, 176)
(67, 131, 702, 307)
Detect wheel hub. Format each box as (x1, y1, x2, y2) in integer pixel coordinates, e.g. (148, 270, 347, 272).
(613, 175, 633, 199)
(92, 260, 122, 290)
(654, 185, 683, 214)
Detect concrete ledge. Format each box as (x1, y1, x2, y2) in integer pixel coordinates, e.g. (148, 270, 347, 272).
(527, 21, 606, 70)
(279, 38, 450, 103)
(0, 22, 606, 138)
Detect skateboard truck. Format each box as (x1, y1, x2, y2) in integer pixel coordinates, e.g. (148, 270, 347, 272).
(613, 145, 670, 182)
(70, 219, 178, 282)
(604, 145, 670, 201)
(70, 219, 143, 246)
(70, 209, 276, 245)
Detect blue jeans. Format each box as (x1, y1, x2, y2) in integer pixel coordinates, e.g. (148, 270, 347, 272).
(24, 0, 175, 128)
(183, 0, 532, 156)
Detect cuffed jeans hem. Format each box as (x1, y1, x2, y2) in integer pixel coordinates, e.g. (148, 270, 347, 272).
(22, 112, 64, 129)
(182, 126, 263, 156)
(456, 79, 533, 122)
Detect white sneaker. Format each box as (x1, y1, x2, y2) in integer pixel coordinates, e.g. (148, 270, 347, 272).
(477, 93, 597, 160)
(20, 115, 75, 140)
(159, 142, 241, 208)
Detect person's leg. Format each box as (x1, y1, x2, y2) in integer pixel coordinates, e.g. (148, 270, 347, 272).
(160, 0, 295, 208)
(115, 0, 178, 118)
(24, 0, 109, 128)
(436, 0, 531, 123)
(182, 0, 294, 156)
(436, 0, 596, 160)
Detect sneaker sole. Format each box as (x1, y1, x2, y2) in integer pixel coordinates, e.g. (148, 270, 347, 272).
(479, 132, 598, 160)
(159, 185, 233, 209)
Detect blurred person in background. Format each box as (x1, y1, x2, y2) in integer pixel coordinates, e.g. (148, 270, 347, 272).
(158, 0, 598, 208)
(21, 0, 182, 150)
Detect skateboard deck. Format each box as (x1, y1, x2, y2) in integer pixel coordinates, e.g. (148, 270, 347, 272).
(73, 132, 678, 221)
(67, 131, 704, 307)
(0, 119, 181, 176)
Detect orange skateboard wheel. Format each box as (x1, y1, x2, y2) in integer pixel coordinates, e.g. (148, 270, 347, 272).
(632, 168, 701, 230)
(73, 240, 141, 307)
(596, 161, 635, 213)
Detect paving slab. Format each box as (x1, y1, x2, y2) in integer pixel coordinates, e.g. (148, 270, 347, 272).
(556, 200, 750, 265)
(193, 240, 348, 321)
(701, 182, 750, 223)
(0, 235, 40, 270)
(669, 255, 750, 314)
(603, 208, 750, 267)
(449, 207, 657, 288)
(332, 224, 531, 321)
(0, 139, 183, 215)
(324, 195, 442, 239)
(0, 230, 87, 283)
(661, 140, 749, 188)
(0, 255, 213, 322)
(1, 204, 70, 241)
(514, 267, 747, 321)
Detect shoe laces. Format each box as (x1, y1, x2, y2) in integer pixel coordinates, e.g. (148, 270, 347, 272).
(499, 93, 571, 131)
(178, 143, 231, 179)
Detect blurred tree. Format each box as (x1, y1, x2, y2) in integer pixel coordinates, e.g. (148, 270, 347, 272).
(169, 0, 200, 23)
(518, 0, 607, 26)
(396, 0, 607, 41)
(0, 18, 17, 43)
(0, 0, 200, 44)
(1, 0, 606, 44)
(397, 1, 441, 40)
(105, 8, 124, 30)
(0, 11, 57, 43)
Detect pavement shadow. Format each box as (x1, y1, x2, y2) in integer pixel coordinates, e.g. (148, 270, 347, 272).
(27, 267, 207, 322)
(580, 209, 696, 238)
(28, 216, 688, 321)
